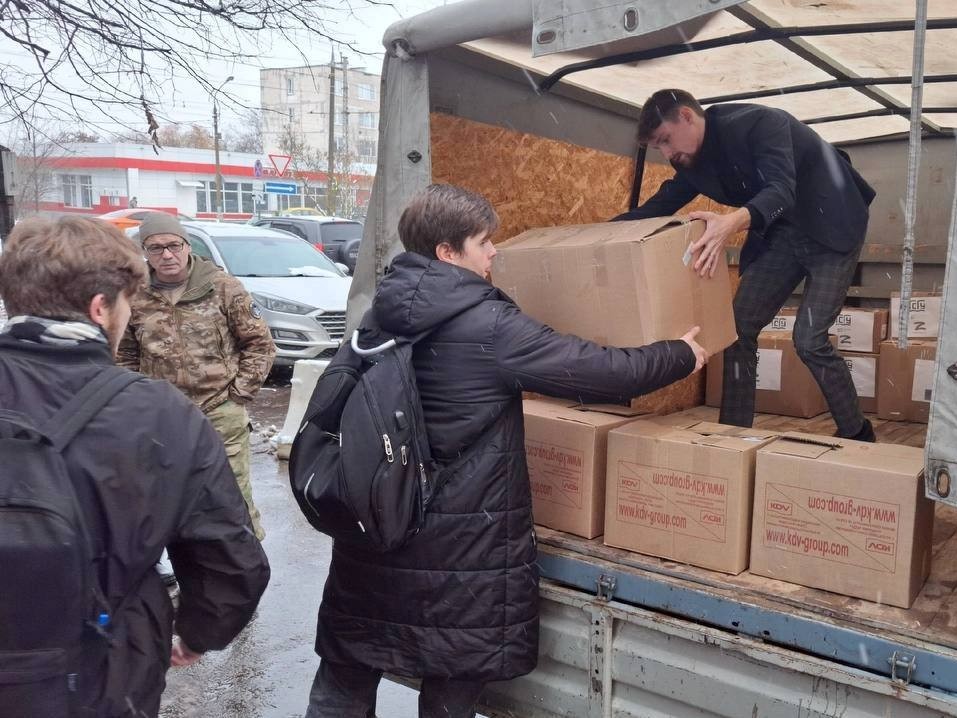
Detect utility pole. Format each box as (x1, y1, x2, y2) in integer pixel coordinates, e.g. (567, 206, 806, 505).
(341, 55, 350, 216)
(212, 76, 233, 222)
(326, 50, 336, 216)
(213, 103, 223, 221)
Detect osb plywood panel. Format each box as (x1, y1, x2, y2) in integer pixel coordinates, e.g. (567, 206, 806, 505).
(431, 112, 739, 413)
(430, 112, 739, 243)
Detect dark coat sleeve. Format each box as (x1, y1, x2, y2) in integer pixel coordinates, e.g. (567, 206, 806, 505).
(166, 410, 270, 653)
(492, 302, 696, 404)
(740, 111, 798, 232)
(610, 172, 699, 222)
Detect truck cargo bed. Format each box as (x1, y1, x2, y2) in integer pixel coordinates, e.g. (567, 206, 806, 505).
(535, 407, 957, 695)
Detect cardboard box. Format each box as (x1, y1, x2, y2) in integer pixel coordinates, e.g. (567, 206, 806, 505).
(706, 331, 833, 418)
(762, 306, 797, 333)
(842, 351, 879, 414)
(523, 399, 641, 538)
(750, 434, 934, 608)
(604, 419, 778, 574)
(877, 340, 937, 423)
(889, 292, 942, 339)
(764, 307, 887, 353)
(491, 216, 737, 356)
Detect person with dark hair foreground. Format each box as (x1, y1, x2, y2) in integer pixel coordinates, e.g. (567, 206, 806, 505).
(305, 183, 708, 718)
(614, 88, 877, 442)
(0, 217, 269, 717)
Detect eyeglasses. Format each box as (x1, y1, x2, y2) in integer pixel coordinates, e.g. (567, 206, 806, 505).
(144, 241, 186, 256)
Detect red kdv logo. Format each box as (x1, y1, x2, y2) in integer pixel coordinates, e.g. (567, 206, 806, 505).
(867, 540, 894, 555)
(621, 478, 639, 489)
(700, 512, 723, 525)
(768, 500, 792, 515)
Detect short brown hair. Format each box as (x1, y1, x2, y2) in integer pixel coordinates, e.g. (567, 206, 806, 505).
(637, 89, 705, 144)
(398, 184, 499, 258)
(0, 216, 147, 321)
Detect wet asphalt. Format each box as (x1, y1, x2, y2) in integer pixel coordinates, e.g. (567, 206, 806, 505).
(159, 373, 432, 718)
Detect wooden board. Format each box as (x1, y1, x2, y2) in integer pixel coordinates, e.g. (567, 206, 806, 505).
(537, 409, 957, 650)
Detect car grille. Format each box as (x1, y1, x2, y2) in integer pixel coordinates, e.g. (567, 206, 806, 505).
(316, 311, 347, 340)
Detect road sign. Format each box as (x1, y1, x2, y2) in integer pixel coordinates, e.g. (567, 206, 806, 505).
(269, 154, 292, 177)
(264, 181, 297, 195)
(253, 159, 263, 178)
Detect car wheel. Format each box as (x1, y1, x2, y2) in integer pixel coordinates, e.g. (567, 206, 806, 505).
(342, 238, 362, 272)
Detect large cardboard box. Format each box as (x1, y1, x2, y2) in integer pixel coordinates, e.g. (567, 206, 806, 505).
(842, 351, 879, 414)
(706, 331, 833, 418)
(491, 216, 737, 356)
(604, 419, 778, 574)
(889, 292, 942, 339)
(877, 340, 937, 423)
(523, 399, 641, 538)
(764, 307, 887, 353)
(750, 434, 934, 608)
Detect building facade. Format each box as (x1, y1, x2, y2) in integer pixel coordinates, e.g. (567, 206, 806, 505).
(37, 143, 372, 220)
(260, 61, 380, 169)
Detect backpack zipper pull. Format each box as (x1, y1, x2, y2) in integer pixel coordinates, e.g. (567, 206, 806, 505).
(400, 445, 408, 465)
(383, 434, 394, 462)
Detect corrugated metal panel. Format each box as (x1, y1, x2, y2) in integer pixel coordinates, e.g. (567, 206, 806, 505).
(479, 581, 957, 718)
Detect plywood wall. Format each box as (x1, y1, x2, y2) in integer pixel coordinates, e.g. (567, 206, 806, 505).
(431, 112, 742, 413)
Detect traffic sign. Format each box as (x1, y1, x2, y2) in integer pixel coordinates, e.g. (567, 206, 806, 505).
(264, 181, 297, 195)
(269, 154, 292, 177)
(253, 159, 263, 178)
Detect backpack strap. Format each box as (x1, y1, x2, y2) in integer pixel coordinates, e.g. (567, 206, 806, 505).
(43, 368, 143, 452)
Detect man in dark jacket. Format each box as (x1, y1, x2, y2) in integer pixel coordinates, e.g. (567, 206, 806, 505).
(613, 89, 877, 441)
(306, 184, 707, 718)
(0, 217, 270, 717)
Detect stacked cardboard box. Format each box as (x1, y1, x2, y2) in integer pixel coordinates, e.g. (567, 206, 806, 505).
(706, 331, 834, 418)
(604, 418, 777, 574)
(843, 352, 879, 413)
(877, 340, 937, 423)
(492, 217, 737, 356)
(889, 292, 942, 339)
(750, 433, 934, 608)
(523, 399, 642, 539)
(762, 307, 888, 353)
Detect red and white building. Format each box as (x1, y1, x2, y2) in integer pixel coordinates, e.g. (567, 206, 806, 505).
(41, 143, 372, 220)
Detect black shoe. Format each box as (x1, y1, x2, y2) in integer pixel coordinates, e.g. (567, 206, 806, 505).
(839, 418, 876, 443)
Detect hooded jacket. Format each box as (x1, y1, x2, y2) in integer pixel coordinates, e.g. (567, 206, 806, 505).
(117, 256, 275, 412)
(314, 252, 695, 681)
(0, 334, 270, 717)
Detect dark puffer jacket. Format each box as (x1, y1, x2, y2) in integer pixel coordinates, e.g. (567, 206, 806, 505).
(315, 252, 695, 681)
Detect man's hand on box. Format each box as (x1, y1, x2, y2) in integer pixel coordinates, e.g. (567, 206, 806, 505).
(687, 208, 750, 278)
(680, 326, 708, 374)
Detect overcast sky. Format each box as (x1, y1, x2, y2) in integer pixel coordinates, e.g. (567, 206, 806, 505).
(1, 0, 449, 141)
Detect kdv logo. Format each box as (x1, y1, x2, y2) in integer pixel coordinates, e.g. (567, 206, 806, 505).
(700, 511, 723, 525)
(768, 499, 792, 516)
(867, 540, 894, 555)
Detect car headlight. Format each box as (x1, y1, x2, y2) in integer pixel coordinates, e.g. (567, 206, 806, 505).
(250, 292, 317, 315)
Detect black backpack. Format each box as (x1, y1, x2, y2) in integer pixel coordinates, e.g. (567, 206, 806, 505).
(289, 313, 451, 553)
(0, 368, 141, 718)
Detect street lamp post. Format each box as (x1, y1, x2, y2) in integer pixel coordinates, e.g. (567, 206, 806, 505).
(212, 76, 234, 221)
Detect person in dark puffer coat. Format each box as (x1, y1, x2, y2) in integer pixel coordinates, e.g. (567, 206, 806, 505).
(305, 184, 708, 718)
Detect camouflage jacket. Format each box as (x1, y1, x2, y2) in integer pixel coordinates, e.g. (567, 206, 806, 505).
(117, 257, 276, 413)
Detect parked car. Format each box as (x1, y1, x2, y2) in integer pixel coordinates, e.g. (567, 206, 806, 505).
(248, 215, 363, 273)
(131, 222, 351, 365)
(99, 208, 194, 232)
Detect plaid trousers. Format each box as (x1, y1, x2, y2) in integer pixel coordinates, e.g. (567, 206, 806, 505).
(719, 222, 866, 437)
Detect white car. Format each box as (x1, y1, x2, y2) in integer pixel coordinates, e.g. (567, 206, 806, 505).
(178, 222, 351, 365)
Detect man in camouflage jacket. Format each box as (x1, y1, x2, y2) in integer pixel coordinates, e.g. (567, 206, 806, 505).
(118, 213, 275, 539)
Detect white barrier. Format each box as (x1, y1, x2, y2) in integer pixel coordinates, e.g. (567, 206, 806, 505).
(275, 359, 329, 460)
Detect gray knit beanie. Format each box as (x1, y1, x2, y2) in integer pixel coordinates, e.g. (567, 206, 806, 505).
(138, 212, 189, 244)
